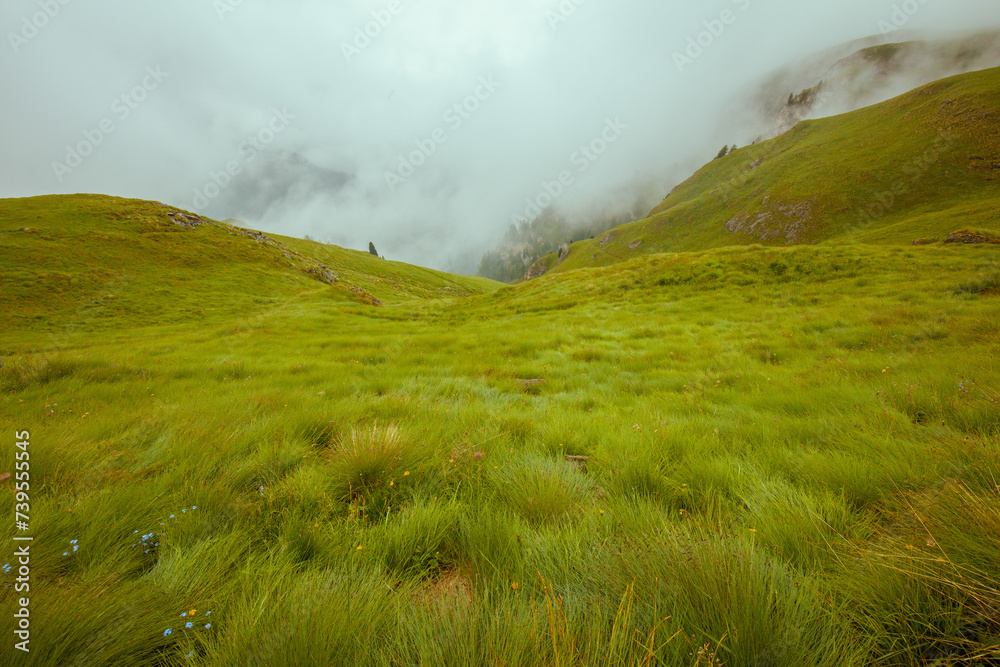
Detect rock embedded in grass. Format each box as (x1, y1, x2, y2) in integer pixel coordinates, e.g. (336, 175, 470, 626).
(945, 229, 1000, 244)
(564, 455, 588, 474)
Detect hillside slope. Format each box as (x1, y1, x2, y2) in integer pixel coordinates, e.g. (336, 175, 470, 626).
(0, 194, 500, 344)
(536, 66, 1000, 276)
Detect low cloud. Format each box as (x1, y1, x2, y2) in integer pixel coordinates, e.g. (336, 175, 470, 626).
(2, 0, 998, 272)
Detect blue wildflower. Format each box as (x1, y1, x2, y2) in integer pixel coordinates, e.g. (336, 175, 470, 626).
(180, 612, 187, 617)
(164, 628, 173, 636)
(70, 540, 78, 544)
(185, 622, 193, 629)
(205, 623, 211, 629)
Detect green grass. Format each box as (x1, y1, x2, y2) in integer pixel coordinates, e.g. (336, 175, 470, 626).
(536, 66, 1000, 277)
(1, 190, 999, 664)
(0, 194, 498, 343)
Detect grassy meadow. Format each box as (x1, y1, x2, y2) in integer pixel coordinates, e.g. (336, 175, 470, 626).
(2, 194, 999, 665)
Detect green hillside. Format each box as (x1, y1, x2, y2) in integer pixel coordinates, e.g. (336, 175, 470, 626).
(0, 194, 499, 346)
(2, 188, 1000, 664)
(536, 66, 1000, 276)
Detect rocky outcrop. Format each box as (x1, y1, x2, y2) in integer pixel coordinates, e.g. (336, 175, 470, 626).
(307, 265, 339, 285)
(524, 257, 552, 280)
(945, 229, 1000, 245)
(776, 82, 827, 135)
(556, 244, 571, 266)
(241, 229, 272, 244)
(725, 198, 813, 244)
(165, 210, 208, 229)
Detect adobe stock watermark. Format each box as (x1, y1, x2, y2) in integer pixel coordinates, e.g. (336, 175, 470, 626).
(877, 0, 934, 37)
(191, 108, 295, 212)
(851, 128, 956, 233)
(511, 117, 628, 226)
(673, 0, 751, 73)
(384, 76, 502, 192)
(341, 0, 412, 64)
(214, 0, 245, 21)
(51, 66, 169, 183)
(12, 430, 32, 653)
(546, 0, 590, 31)
(8, 0, 73, 54)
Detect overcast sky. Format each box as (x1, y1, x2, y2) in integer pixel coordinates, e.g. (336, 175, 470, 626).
(2, 0, 999, 272)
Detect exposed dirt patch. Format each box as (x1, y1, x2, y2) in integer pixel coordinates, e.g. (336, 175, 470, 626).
(418, 570, 472, 607)
(564, 455, 588, 474)
(346, 286, 383, 306)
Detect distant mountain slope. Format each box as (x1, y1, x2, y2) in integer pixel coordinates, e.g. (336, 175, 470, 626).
(770, 31, 1000, 135)
(475, 203, 653, 284)
(533, 66, 1000, 276)
(0, 194, 499, 337)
